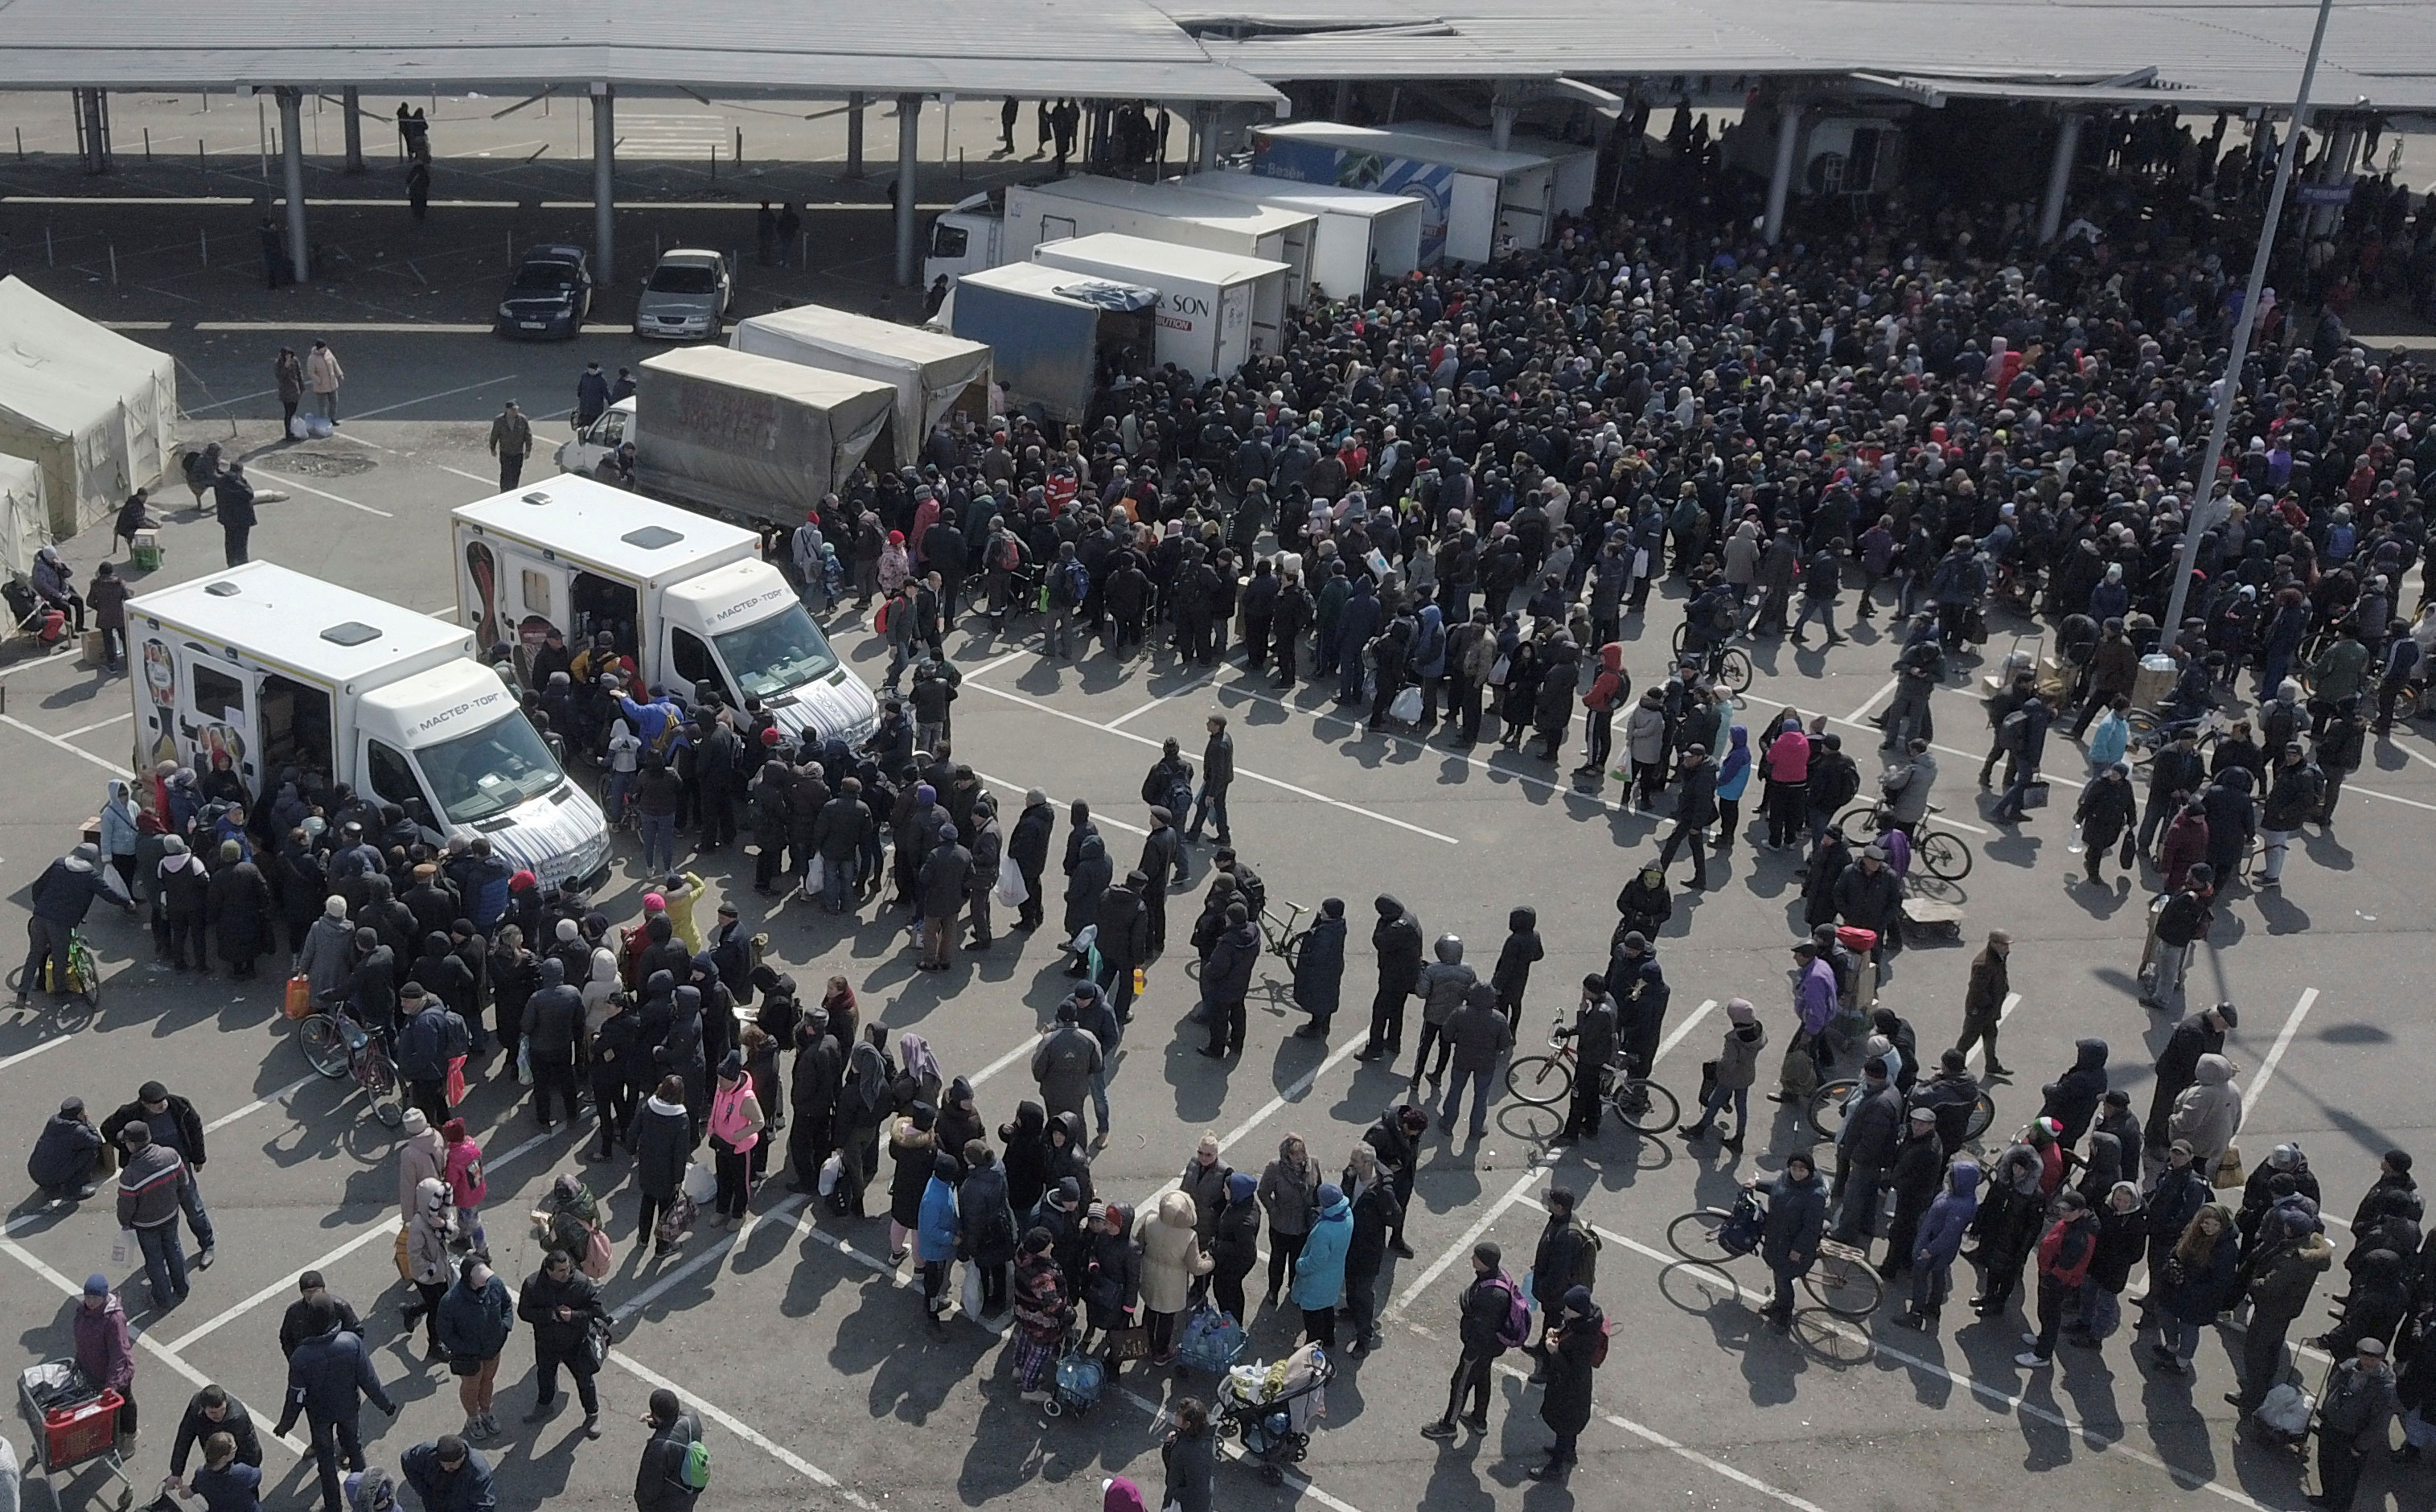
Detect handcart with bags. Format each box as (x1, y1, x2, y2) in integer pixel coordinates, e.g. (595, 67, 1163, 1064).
(1217, 1341, 1331, 1484)
(18, 1360, 136, 1510)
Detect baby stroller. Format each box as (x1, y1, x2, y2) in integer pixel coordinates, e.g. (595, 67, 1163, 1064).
(1043, 1343, 1105, 1419)
(1218, 1341, 1331, 1485)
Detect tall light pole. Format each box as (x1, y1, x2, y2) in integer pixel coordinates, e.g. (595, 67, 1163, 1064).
(2159, 0, 2335, 653)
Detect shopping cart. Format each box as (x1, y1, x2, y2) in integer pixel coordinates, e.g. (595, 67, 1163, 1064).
(18, 1359, 136, 1510)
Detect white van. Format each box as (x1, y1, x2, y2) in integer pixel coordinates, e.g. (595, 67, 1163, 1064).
(451, 475, 878, 748)
(125, 562, 611, 891)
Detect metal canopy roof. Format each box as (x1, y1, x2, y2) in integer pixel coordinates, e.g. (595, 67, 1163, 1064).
(0, 0, 2430, 115)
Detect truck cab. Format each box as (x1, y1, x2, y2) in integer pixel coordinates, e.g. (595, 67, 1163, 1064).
(922, 191, 1004, 288)
(557, 397, 633, 482)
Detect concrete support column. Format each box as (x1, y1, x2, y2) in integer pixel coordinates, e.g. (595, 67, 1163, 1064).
(1762, 98, 1801, 244)
(1196, 104, 1218, 171)
(845, 92, 866, 179)
(1333, 80, 1351, 121)
(2038, 112, 2082, 243)
(341, 86, 366, 173)
(277, 88, 308, 281)
(592, 83, 615, 285)
(2307, 118, 2359, 235)
(895, 93, 921, 286)
(78, 89, 110, 174)
(1489, 92, 1517, 152)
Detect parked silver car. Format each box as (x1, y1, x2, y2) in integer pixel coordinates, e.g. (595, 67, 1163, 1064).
(633, 249, 733, 339)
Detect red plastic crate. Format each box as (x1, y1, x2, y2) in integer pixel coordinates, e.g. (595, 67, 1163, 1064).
(41, 1388, 121, 1469)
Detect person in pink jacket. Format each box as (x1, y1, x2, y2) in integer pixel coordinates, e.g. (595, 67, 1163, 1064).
(73, 1274, 137, 1438)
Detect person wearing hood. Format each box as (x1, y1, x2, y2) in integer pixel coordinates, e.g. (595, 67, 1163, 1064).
(1197, 902, 1259, 1060)
(398, 1177, 458, 1357)
(520, 956, 583, 1130)
(1409, 932, 1477, 1092)
(782, 1011, 842, 1194)
(631, 1075, 692, 1259)
(2167, 1054, 2243, 1167)
(1489, 903, 1544, 1030)
(2020, 1189, 2100, 1368)
(657, 985, 711, 1136)
(30, 1095, 105, 1201)
(1713, 724, 1754, 848)
(1079, 1200, 1142, 1359)
(2319, 1247, 2413, 1362)
(1136, 808, 1181, 955)
(2150, 1204, 2240, 1375)
(1138, 1189, 1213, 1362)
(2038, 1039, 2110, 1145)
(1970, 1134, 2049, 1317)
(2233, 1202, 2335, 1417)
(1532, 1285, 1605, 1481)
(1007, 788, 1055, 931)
(1206, 1172, 1261, 1323)
(1898, 1159, 1980, 1330)
(19, 841, 130, 1004)
(1682, 997, 1766, 1148)
(72, 1275, 136, 1440)
(914, 1151, 960, 1327)
(2201, 766, 2256, 883)
(1062, 831, 1112, 959)
(2146, 1002, 2235, 1151)
(1360, 894, 1423, 1062)
(886, 1103, 940, 1262)
(1289, 898, 1349, 1039)
(1575, 643, 1629, 778)
(1091, 869, 1151, 1020)
(1290, 1183, 1353, 1347)
(956, 1142, 1017, 1318)
(833, 1026, 895, 1218)
(1362, 1104, 1428, 1260)
(1010, 1227, 1072, 1404)
(98, 779, 141, 897)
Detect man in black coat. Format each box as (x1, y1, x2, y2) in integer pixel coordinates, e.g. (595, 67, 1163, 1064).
(521, 957, 584, 1129)
(2038, 1038, 2110, 1144)
(1091, 871, 1151, 1021)
(1136, 807, 1183, 955)
(1421, 1242, 1520, 1439)
(1526, 1189, 1597, 1370)
(1360, 894, 1423, 1062)
(785, 1012, 842, 1193)
(2146, 1003, 2235, 1152)
(1007, 791, 1055, 931)
(1362, 1105, 1427, 1258)
(214, 462, 258, 566)
(1655, 744, 1717, 890)
(516, 1250, 607, 1434)
(1831, 1058, 1904, 1250)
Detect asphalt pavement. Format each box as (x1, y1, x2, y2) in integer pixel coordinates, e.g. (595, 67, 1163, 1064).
(0, 364, 2430, 1510)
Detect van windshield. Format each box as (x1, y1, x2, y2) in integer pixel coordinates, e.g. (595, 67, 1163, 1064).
(712, 602, 840, 699)
(413, 710, 569, 824)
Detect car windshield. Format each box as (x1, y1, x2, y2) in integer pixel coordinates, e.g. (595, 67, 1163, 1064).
(648, 264, 721, 294)
(413, 710, 569, 824)
(713, 603, 840, 699)
(512, 261, 580, 291)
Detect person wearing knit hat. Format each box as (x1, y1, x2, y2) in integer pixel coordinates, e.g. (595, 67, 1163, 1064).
(1423, 1241, 1517, 1439)
(1682, 997, 1767, 1148)
(1531, 1283, 1606, 1480)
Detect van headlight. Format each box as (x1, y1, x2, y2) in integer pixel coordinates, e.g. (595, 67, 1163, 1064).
(498, 303, 516, 318)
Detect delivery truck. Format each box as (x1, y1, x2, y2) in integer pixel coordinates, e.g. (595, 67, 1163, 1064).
(999, 178, 1317, 308)
(452, 475, 878, 749)
(1388, 121, 1599, 218)
(126, 561, 612, 892)
(553, 347, 898, 526)
(1175, 170, 1426, 300)
(729, 304, 992, 472)
(938, 263, 1157, 427)
(1249, 121, 1557, 263)
(1031, 234, 1288, 380)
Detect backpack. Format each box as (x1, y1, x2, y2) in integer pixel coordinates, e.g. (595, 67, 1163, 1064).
(668, 1436, 711, 1494)
(1569, 1222, 1601, 1292)
(1491, 1274, 1532, 1350)
(1999, 709, 2031, 751)
(994, 535, 1023, 572)
(1585, 1314, 1612, 1369)
(1055, 558, 1089, 606)
(873, 600, 892, 635)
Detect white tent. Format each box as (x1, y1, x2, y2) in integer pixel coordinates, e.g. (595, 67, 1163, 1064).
(0, 452, 49, 581)
(731, 304, 992, 472)
(0, 277, 177, 538)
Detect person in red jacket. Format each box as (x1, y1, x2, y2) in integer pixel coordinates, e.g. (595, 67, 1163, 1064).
(2019, 1189, 2097, 1367)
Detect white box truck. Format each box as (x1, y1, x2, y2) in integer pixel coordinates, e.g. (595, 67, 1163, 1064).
(1032, 233, 1288, 380)
(554, 347, 897, 526)
(1250, 121, 1557, 263)
(1175, 170, 1425, 300)
(938, 263, 1158, 427)
(126, 561, 611, 891)
(729, 305, 992, 473)
(1389, 121, 1599, 217)
(453, 475, 878, 749)
(1001, 178, 1317, 308)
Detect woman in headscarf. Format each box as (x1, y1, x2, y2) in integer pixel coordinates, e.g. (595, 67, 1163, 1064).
(1532, 1285, 1604, 1481)
(1010, 1228, 1069, 1403)
(898, 1030, 943, 1109)
(877, 530, 912, 594)
(399, 1176, 458, 1357)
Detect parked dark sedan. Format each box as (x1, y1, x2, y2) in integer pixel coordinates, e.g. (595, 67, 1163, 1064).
(495, 243, 594, 339)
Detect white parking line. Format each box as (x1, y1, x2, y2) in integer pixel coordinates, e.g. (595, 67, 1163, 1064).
(344, 375, 520, 421)
(1844, 675, 1900, 725)
(0, 713, 129, 774)
(1582, 1216, 2278, 1512)
(265, 471, 395, 519)
(963, 679, 1458, 844)
(1102, 668, 1220, 730)
(1962, 992, 2023, 1074)
(203, 1071, 320, 1132)
(2241, 988, 2320, 1120)
(605, 1347, 881, 1509)
(0, 1033, 78, 1071)
(59, 712, 133, 739)
(612, 1194, 810, 1325)
(963, 770, 1149, 836)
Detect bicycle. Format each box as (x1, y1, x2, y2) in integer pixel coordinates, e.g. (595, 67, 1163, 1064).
(1806, 1078, 1995, 1144)
(1257, 899, 1311, 972)
(1666, 1187, 1883, 1318)
(6, 926, 101, 1011)
(1669, 622, 1755, 695)
(2124, 705, 2230, 766)
(1833, 800, 1974, 881)
(1503, 1018, 1681, 1133)
(295, 999, 403, 1127)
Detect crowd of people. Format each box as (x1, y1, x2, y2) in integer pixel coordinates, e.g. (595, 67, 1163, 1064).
(15, 103, 2436, 1510)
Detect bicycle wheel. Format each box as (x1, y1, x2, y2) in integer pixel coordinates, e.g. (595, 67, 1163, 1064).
(1802, 1248, 1884, 1318)
(2124, 709, 2163, 759)
(1964, 1091, 1996, 1142)
(297, 1015, 351, 1078)
(1609, 1078, 1680, 1134)
(70, 940, 99, 1010)
(1715, 647, 1753, 694)
(358, 1046, 404, 1127)
(1670, 622, 1690, 655)
(1666, 1208, 1734, 1265)
(1917, 829, 1974, 881)
(1281, 930, 1308, 976)
(1834, 803, 1882, 836)
(1504, 1054, 1573, 1107)
(1806, 1079, 1859, 1140)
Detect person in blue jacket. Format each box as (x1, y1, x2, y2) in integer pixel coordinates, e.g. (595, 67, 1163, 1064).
(401, 1434, 495, 1512)
(273, 1300, 399, 1512)
(918, 1151, 961, 1328)
(1896, 1159, 1979, 1330)
(1714, 725, 1752, 847)
(434, 1256, 515, 1442)
(1290, 1184, 1353, 1349)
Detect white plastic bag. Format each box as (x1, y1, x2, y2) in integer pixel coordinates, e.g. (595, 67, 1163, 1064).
(2256, 1382, 2312, 1436)
(1067, 922, 1097, 957)
(288, 414, 310, 440)
(816, 1152, 842, 1198)
(1388, 685, 1423, 725)
(805, 854, 825, 891)
(111, 1228, 134, 1266)
(961, 1261, 985, 1321)
(304, 413, 334, 440)
(516, 1042, 534, 1087)
(995, 853, 1028, 907)
(680, 1160, 717, 1205)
